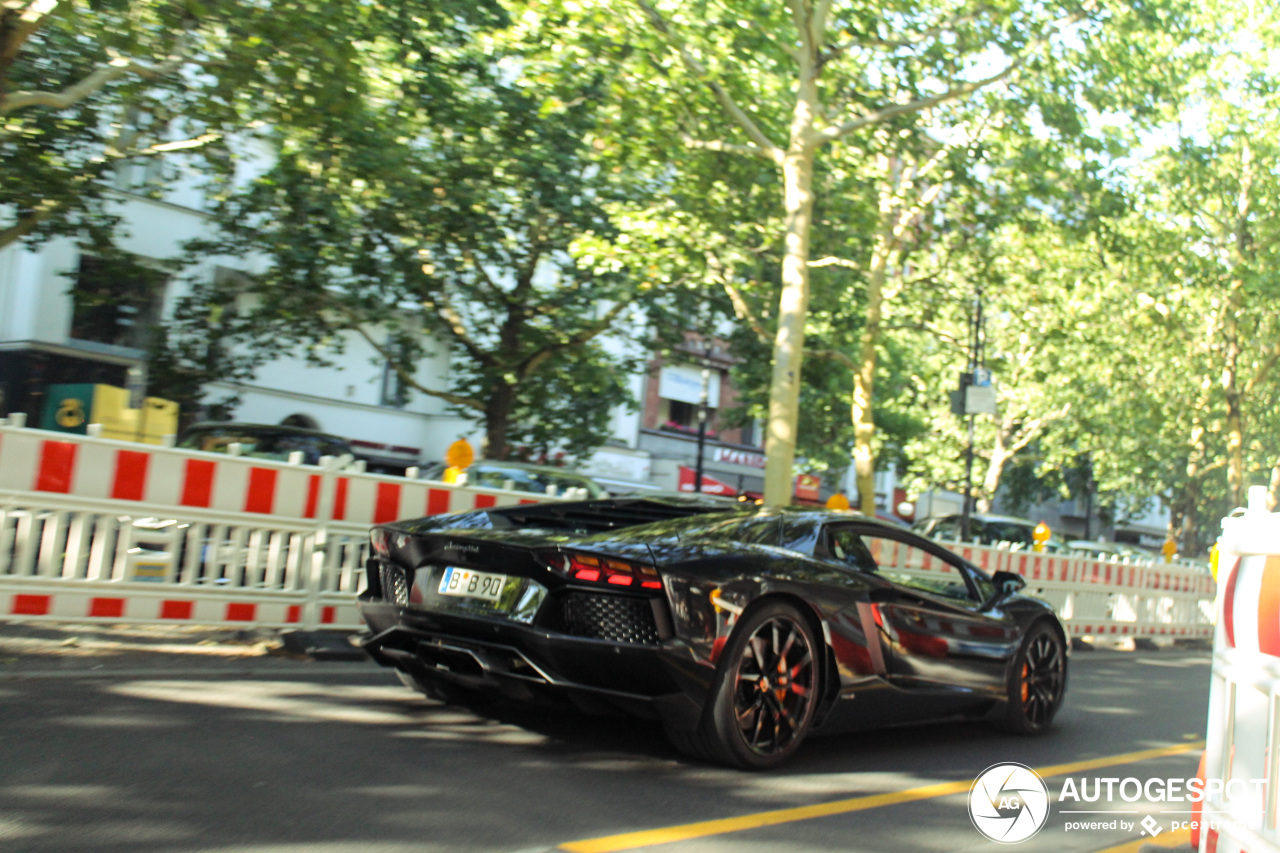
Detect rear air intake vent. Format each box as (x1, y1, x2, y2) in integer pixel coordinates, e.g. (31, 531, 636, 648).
(549, 592, 662, 645)
(382, 564, 409, 606)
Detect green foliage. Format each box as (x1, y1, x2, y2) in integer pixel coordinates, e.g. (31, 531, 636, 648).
(10, 0, 1280, 541)
(1, 0, 506, 247)
(179, 4, 696, 461)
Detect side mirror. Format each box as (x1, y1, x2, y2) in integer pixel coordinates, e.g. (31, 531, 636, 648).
(990, 570, 1026, 597)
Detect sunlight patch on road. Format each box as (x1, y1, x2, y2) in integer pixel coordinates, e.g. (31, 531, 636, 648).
(340, 784, 447, 798)
(395, 725, 550, 746)
(109, 680, 425, 726)
(0, 816, 51, 842)
(5, 784, 119, 801)
(49, 712, 190, 728)
(1084, 706, 1146, 716)
(1134, 657, 1213, 669)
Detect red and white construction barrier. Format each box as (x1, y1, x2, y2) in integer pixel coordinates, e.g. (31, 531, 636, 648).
(0, 422, 556, 630)
(0, 424, 537, 522)
(1197, 487, 1280, 853)
(0, 582, 358, 628)
(0, 422, 1216, 640)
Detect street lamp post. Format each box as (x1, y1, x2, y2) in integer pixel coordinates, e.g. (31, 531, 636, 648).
(960, 287, 985, 543)
(694, 357, 710, 494)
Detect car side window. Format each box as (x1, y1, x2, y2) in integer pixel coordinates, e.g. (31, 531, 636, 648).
(982, 521, 1033, 548)
(928, 518, 961, 541)
(198, 433, 261, 455)
(822, 526, 880, 574)
(856, 531, 978, 603)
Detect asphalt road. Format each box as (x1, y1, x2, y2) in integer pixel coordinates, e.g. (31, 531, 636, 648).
(0, 635, 1210, 853)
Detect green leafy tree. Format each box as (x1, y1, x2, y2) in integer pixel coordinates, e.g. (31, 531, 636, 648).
(182, 8, 694, 462)
(1, 0, 504, 249)
(563, 0, 1199, 505)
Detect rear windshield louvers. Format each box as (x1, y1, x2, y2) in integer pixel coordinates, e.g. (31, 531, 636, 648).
(495, 498, 738, 534)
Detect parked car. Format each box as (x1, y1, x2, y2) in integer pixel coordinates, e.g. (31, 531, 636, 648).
(1064, 539, 1146, 560)
(361, 496, 1068, 768)
(419, 459, 609, 499)
(912, 512, 1063, 552)
(177, 422, 355, 466)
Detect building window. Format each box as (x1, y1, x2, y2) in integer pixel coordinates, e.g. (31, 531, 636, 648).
(70, 254, 168, 351)
(109, 109, 165, 193)
(661, 398, 716, 437)
(380, 360, 407, 408)
(667, 399, 697, 428)
(111, 157, 165, 193)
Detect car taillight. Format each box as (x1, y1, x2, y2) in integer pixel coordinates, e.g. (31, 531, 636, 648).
(540, 551, 663, 590)
(370, 528, 390, 557)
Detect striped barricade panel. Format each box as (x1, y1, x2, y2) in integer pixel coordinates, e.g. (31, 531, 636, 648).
(0, 424, 555, 527)
(0, 429, 327, 521)
(1201, 492, 1280, 853)
(327, 475, 533, 526)
(0, 582, 353, 628)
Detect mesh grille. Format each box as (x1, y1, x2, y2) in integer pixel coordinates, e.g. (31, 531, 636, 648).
(557, 592, 661, 645)
(381, 564, 409, 606)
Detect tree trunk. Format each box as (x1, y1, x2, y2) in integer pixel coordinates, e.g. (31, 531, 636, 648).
(762, 117, 818, 506)
(1225, 142, 1252, 508)
(483, 381, 515, 461)
(1179, 379, 1213, 553)
(852, 210, 891, 516)
(1223, 281, 1245, 508)
(979, 430, 1013, 514)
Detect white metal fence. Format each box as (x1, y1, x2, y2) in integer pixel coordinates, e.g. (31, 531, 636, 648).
(0, 420, 1215, 640)
(0, 420, 553, 629)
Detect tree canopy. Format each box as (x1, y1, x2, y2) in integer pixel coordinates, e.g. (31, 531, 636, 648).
(176, 3, 705, 461)
(8, 0, 1280, 550)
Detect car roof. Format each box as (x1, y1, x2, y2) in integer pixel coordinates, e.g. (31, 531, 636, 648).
(1067, 539, 1132, 551)
(929, 512, 1037, 526)
(425, 459, 597, 478)
(180, 422, 349, 441)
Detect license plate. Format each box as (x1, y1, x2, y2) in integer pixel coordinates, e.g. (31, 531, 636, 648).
(438, 567, 507, 602)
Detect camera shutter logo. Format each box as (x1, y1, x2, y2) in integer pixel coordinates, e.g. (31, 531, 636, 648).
(969, 763, 1051, 843)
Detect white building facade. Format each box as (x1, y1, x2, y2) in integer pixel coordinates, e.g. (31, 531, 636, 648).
(1, 172, 763, 489)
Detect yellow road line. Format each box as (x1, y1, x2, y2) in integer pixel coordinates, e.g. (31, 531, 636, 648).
(558, 741, 1205, 853)
(1090, 827, 1191, 853)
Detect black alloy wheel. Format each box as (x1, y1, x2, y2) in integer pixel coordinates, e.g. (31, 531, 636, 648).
(1003, 622, 1066, 734)
(695, 600, 821, 769)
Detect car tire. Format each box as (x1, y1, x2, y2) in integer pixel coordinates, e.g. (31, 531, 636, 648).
(1001, 621, 1067, 735)
(676, 600, 821, 770)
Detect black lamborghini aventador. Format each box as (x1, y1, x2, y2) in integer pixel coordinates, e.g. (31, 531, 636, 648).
(358, 496, 1068, 769)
